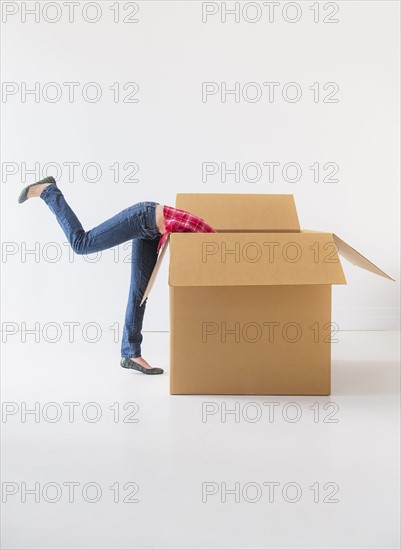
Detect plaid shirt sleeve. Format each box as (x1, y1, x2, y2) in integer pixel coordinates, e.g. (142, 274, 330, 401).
(157, 205, 217, 253)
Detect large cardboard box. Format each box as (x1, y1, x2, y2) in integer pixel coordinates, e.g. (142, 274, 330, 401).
(143, 193, 395, 396)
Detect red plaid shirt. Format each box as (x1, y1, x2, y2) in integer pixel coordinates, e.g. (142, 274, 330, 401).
(157, 205, 217, 253)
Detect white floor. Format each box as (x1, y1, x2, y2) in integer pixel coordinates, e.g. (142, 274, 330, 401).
(1, 331, 400, 550)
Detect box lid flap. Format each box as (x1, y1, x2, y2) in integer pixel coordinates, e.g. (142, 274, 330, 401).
(139, 234, 171, 306)
(332, 233, 396, 281)
(169, 232, 346, 287)
(176, 193, 301, 232)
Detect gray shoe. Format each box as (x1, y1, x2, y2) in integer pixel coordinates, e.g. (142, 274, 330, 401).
(120, 357, 164, 375)
(17, 176, 57, 204)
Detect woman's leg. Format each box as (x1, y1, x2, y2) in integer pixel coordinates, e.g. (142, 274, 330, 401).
(40, 183, 161, 253)
(121, 236, 160, 358)
(39, 182, 162, 361)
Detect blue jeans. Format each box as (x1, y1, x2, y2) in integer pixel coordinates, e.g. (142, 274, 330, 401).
(40, 183, 161, 359)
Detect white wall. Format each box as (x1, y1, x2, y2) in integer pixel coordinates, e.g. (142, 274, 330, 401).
(2, 1, 399, 343)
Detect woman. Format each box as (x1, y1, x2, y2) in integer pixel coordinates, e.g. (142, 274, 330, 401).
(18, 176, 216, 376)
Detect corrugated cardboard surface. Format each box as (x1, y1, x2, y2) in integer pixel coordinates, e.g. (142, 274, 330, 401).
(332, 233, 396, 281)
(169, 232, 346, 287)
(166, 193, 394, 396)
(170, 285, 331, 395)
(176, 193, 301, 232)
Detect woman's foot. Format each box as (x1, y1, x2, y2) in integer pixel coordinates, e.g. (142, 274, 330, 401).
(17, 176, 56, 203)
(120, 356, 164, 375)
(27, 181, 53, 199)
(131, 356, 154, 370)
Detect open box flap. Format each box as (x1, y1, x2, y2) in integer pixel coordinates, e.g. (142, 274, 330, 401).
(139, 234, 171, 306)
(332, 233, 395, 281)
(176, 193, 301, 232)
(169, 232, 346, 287)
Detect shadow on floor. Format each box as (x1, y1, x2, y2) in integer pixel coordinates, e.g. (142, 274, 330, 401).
(332, 360, 400, 396)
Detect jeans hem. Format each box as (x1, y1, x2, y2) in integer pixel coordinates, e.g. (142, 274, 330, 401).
(40, 182, 57, 200)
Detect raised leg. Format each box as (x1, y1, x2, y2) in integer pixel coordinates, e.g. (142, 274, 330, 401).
(40, 183, 159, 254)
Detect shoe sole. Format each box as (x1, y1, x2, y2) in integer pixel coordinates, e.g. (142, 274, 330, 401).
(120, 357, 164, 375)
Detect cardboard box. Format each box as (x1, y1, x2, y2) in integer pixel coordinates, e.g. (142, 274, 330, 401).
(142, 193, 395, 396)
